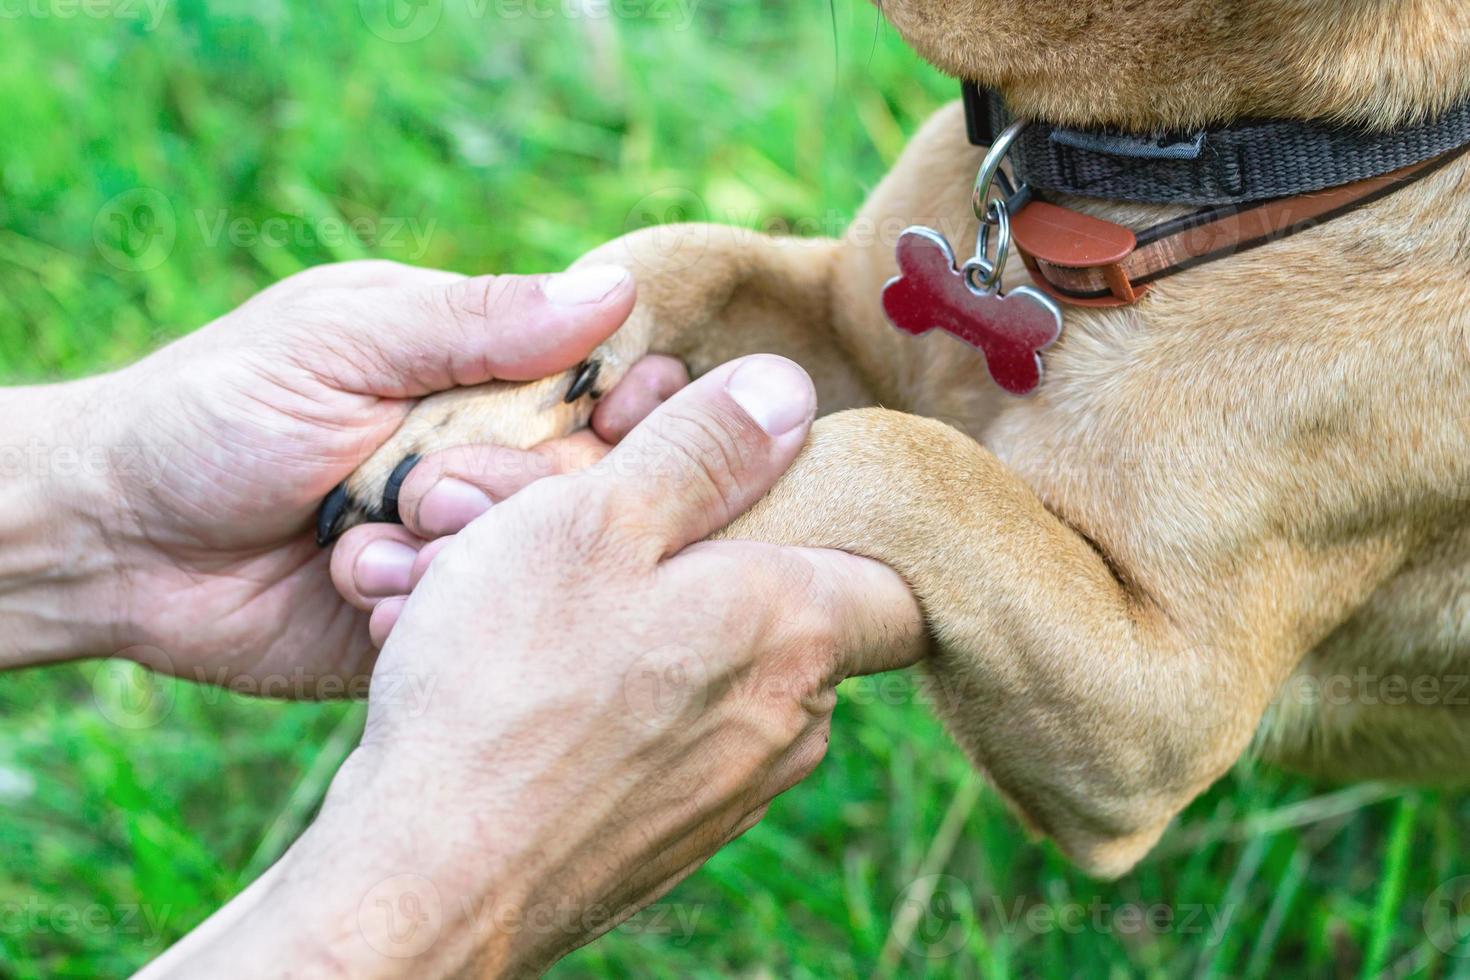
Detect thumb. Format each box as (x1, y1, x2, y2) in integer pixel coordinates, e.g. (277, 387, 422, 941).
(321, 264, 636, 396)
(590, 354, 817, 557)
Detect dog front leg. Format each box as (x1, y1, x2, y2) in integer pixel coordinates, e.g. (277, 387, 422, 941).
(721, 408, 1316, 878)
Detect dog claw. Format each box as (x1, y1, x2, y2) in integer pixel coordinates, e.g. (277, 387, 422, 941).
(316, 482, 351, 547)
(379, 453, 421, 525)
(564, 360, 601, 403)
(314, 453, 421, 547)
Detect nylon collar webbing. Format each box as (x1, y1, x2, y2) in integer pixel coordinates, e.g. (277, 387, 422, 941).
(961, 81, 1470, 206)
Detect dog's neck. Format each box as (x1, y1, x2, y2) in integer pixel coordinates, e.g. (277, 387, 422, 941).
(883, 0, 1470, 132)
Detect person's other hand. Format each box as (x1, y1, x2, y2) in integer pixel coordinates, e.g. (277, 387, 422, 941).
(142, 354, 924, 978)
(76, 260, 682, 690)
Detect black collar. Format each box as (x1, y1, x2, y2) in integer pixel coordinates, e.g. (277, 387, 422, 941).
(962, 82, 1470, 206)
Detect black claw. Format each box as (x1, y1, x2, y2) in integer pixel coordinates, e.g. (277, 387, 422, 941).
(564, 359, 601, 403)
(379, 454, 421, 525)
(316, 482, 350, 548)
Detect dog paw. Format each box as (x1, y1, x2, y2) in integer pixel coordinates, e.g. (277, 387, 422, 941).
(316, 358, 609, 544)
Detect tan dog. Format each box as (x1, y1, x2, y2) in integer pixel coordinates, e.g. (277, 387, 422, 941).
(326, 1, 1470, 877)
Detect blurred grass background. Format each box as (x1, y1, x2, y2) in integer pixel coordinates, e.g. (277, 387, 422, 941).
(1, 0, 1468, 976)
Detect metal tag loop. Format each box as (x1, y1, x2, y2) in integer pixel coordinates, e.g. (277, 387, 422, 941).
(971, 118, 1031, 224)
(963, 199, 1012, 293)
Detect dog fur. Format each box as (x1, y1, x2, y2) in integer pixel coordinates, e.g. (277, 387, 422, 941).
(336, 0, 1470, 876)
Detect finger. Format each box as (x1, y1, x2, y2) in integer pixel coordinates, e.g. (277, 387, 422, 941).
(396, 431, 612, 538)
(668, 542, 926, 679)
(761, 723, 834, 801)
(797, 548, 927, 679)
(320, 265, 637, 397)
(256, 260, 463, 304)
(585, 354, 816, 557)
(590, 355, 690, 443)
(293, 260, 464, 293)
(408, 536, 453, 590)
(369, 596, 407, 648)
(329, 523, 425, 610)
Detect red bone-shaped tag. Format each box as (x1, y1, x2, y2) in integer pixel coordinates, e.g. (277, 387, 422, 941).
(882, 227, 1063, 395)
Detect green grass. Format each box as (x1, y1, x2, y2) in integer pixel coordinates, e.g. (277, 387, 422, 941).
(1, 1, 1468, 976)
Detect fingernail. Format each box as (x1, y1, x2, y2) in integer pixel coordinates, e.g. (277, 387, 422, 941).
(355, 539, 417, 597)
(417, 478, 493, 537)
(544, 265, 629, 306)
(725, 356, 815, 437)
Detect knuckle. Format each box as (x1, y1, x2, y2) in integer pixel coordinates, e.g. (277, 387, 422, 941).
(652, 410, 753, 516)
(440, 274, 525, 328)
(790, 732, 830, 781)
(282, 262, 341, 288)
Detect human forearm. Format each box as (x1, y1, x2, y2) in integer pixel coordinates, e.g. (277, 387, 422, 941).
(137, 750, 541, 979)
(0, 377, 127, 669)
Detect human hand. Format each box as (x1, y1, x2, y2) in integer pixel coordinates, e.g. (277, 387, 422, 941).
(59, 259, 681, 689)
(142, 354, 925, 978)
(325, 345, 689, 646)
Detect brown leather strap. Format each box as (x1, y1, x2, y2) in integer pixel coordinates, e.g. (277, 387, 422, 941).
(1010, 146, 1470, 307)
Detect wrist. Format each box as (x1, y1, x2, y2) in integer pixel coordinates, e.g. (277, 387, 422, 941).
(300, 748, 541, 977)
(154, 747, 543, 979)
(0, 375, 131, 668)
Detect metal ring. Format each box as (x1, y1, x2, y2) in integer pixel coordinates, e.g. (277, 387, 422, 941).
(965, 199, 1012, 292)
(971, 118, 1030, 224)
